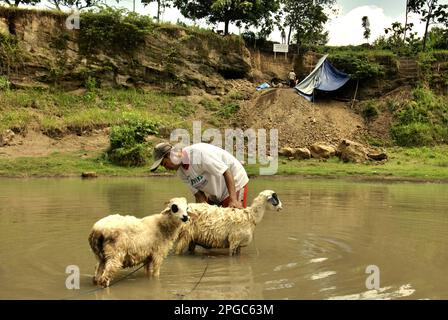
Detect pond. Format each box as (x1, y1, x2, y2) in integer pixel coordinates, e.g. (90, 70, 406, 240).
(0, 177, 447, 300)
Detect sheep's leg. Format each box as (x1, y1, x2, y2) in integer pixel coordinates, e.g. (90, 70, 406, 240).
(229, 242, 242, 256)
(230, 245, 241, 256)
(93, 261, 105, 285)
(229, 234, 242, 256)
(235, 246, 241, 255)
(188, 241, 196, 254)
(144, 256, 153, 277)
(173, 236, 192, 255)
(150, 256, 164, 278)
(97, 258, 121, 287)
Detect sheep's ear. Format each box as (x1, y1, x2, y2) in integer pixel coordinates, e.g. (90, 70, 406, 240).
(161, 207, 171, 215)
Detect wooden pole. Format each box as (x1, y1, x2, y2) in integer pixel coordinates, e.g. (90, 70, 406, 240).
(351, 79, 359, 109)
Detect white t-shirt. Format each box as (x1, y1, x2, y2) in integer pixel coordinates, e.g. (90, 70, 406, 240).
(177, 143, 249, 203)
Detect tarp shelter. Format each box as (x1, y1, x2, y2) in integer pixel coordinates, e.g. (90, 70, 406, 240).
(295, 54, 350, 102)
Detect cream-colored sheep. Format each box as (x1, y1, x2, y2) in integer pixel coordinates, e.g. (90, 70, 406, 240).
(88, 197, 189, 287)
(174, 190, 282, 256)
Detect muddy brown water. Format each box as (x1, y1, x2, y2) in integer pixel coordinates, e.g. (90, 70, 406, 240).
(0, 177, 447, 300)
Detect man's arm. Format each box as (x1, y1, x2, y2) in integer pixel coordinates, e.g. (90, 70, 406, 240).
(223, 169, 242, 209)
(194, 190, 208, 203)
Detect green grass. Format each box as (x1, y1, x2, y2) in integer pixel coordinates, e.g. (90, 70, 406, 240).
(0, 88, 193, 134)
(243, 146, 448, 181)
(0, 109, 33, 133)
(0, 152, 154, 178)
(2, 146, 448, 180)
(391, 88, 448, 146)
(0, 86, 247, 137)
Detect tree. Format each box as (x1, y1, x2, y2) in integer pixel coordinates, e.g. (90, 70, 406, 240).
(426, 4, 448, 49)
(173, 0, 280, 35)
(404, 0, 411, 41)
(141, 0, 172, 23)
(1, 0, 40, 7)
(362, 16, 371, 42)
(384, 21, 420, 54)
(426, 26, 448, 49)
(435, 4, 448, 27)
(281, 0, 334, 51)
(408, 0, 447, 50)
(47, 0, 100, 11)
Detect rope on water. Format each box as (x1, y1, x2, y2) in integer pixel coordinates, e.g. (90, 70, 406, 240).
(61, 261, 149, 300)
(176, 256, 210, 300)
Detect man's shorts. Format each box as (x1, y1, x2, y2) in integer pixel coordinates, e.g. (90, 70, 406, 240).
(209, 184, 248, 208)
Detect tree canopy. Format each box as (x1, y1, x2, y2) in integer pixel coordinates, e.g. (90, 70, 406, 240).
(362, 16, 371, 42)
(0, 0, 40, 7)
(407, 0, 448, 50)
(48, 0, 101, 11)
(172, 0, 280, 35)
(281, 0, 335, 50)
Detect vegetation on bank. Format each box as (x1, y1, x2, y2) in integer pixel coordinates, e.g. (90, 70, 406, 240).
(0, 86, 181, 134)
(0, 86, 242, 135)
(1, 146, 448, 181)
(358, 87, 448, 147)
(0, 85, 244, 166)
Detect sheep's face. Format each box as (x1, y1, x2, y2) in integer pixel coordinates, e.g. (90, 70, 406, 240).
(262, 190, 283, 212)
(164, 197, 189, 222)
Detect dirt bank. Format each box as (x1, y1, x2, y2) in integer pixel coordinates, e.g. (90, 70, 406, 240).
(0, 130, 109, 158)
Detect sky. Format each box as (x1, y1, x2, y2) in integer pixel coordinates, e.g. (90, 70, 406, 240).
(32, 0, 448, 46)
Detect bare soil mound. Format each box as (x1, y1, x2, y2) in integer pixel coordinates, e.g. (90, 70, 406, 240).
(0, 130, 109, 159)
(237, 88, 367, 148)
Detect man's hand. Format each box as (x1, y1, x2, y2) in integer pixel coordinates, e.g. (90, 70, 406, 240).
(194, 191, 208, 203)
(228, 199, 243, 209)
(223, 169, 242, 208)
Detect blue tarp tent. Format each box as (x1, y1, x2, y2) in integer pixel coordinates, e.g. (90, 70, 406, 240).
(256, 82, 271, 91)
(295, 54, 350, 102)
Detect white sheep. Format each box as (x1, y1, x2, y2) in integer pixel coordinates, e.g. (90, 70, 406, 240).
(88, 197, 190, 287)
(174, 190, 282, 256)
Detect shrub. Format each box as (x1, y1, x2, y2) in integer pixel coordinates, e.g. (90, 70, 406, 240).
(386, 98, 400, 112)
(84, 76, 97, 91)
(0, 33, 22, 75)
(391, 123, 434, 146)
(361, 101, 379, 120)
(107, 115, 159, 167)
(397, 101, 429, 124)
(329, 53, 386, 80)
(172, 100, 195, 117)
(107, 143, 151, 167)
(391, 88, 448, 146)
(216, 102, 239, 119)
(0, 75, 10, 90)
(418, 52, 437, 82)
(79, 7, 154, 55)
(200, 98, 220, 111)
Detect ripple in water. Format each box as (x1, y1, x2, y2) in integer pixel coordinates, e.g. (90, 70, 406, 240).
(309, 258, 328, 263)
(328, 284, 416, 300)
(310, 271, 337, 280)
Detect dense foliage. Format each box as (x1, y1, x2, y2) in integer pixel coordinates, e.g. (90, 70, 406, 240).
(392, 88, 448, 146)
(107, 114, 160, 167)
(79, 6, 154, 55)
